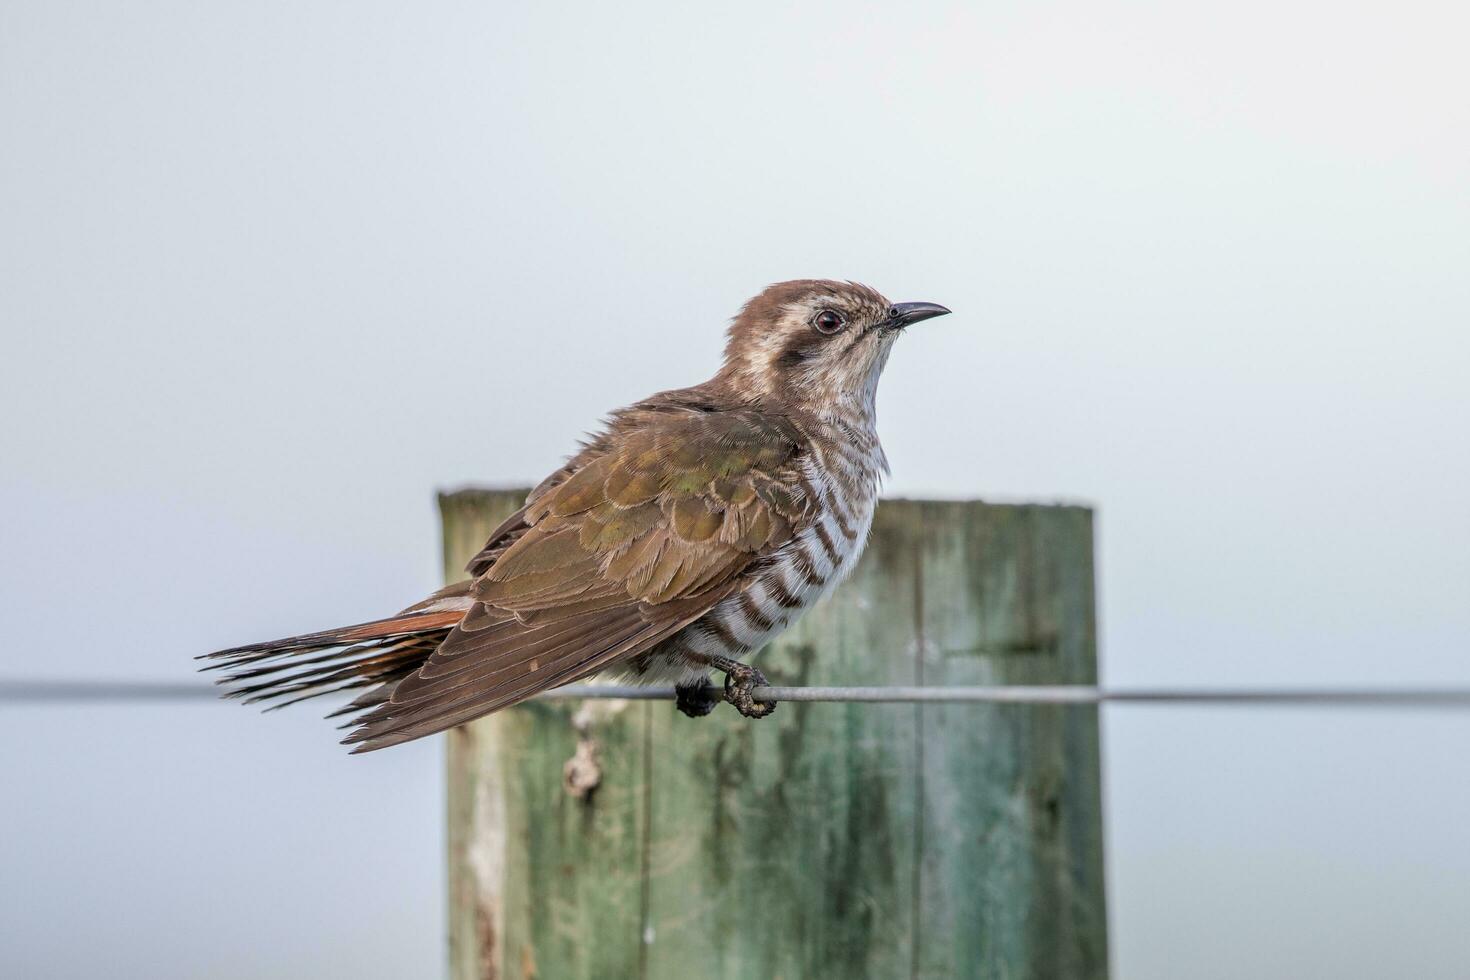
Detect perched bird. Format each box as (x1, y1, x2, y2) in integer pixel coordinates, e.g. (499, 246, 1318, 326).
(201, 280, 949, 751)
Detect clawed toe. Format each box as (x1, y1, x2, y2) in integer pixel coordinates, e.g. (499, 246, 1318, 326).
(675, 680, 721, 718)
(723, 664, 777, 719)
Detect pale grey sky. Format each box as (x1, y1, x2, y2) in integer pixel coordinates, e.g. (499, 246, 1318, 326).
(2, 0, 1467, 977)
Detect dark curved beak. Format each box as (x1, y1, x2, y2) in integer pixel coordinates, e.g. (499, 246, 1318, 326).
(888, 301, 952, 329)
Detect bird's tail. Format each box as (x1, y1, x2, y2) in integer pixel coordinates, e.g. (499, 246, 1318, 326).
(197, 583, 474, 721)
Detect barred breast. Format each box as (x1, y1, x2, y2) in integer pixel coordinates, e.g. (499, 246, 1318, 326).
(667, 422, 885, 680)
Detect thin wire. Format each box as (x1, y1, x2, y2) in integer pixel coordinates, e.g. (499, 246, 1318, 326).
(0, 680, 223, 702)
(4, 678, 1470, 708)
(543, 684, 1470, 706)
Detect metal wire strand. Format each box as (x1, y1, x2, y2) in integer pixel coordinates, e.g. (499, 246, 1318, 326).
(4, 678, 1470, 708)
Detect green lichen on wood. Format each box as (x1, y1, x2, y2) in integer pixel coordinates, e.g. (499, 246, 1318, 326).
(442, 489, 1108, 980)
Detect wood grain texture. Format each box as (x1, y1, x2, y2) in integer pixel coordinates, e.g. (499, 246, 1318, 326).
(442, 489, 1108, 980)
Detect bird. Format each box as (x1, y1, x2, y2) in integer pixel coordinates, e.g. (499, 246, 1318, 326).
(200, 280, 950, 752)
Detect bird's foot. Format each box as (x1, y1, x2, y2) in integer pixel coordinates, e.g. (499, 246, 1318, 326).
(675, 678, 721, 718)
(721, 662, 777, 719)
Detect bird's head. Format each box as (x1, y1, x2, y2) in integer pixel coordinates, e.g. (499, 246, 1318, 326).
(717, 279, 949, 415)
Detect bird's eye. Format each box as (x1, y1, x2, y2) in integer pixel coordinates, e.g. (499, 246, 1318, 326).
(813, 310, 846, 334)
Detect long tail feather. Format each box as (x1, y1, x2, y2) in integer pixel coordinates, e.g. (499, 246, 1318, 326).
(199, 586, 474, 722)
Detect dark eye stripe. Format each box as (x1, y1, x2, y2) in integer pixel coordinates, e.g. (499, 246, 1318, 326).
(777, 346, 815, 370)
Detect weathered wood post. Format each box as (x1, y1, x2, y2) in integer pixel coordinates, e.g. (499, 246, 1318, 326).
(442, 489, 1108, 980)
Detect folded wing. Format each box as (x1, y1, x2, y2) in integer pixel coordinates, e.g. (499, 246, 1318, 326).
(344, 410, 815, 751)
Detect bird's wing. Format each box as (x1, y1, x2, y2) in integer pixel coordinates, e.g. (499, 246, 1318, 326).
(344, 410, 816, 751)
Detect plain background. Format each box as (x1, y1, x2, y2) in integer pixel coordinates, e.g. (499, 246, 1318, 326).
(2, 1, 1467, 976)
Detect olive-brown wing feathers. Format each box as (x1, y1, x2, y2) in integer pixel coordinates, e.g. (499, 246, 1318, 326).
(343, 411, 814, 752)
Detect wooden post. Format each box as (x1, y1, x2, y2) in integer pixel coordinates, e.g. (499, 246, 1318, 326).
(442, 489, 1108, 980)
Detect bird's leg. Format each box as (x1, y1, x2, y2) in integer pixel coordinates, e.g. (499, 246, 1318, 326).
(710, 656, 777, 719)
